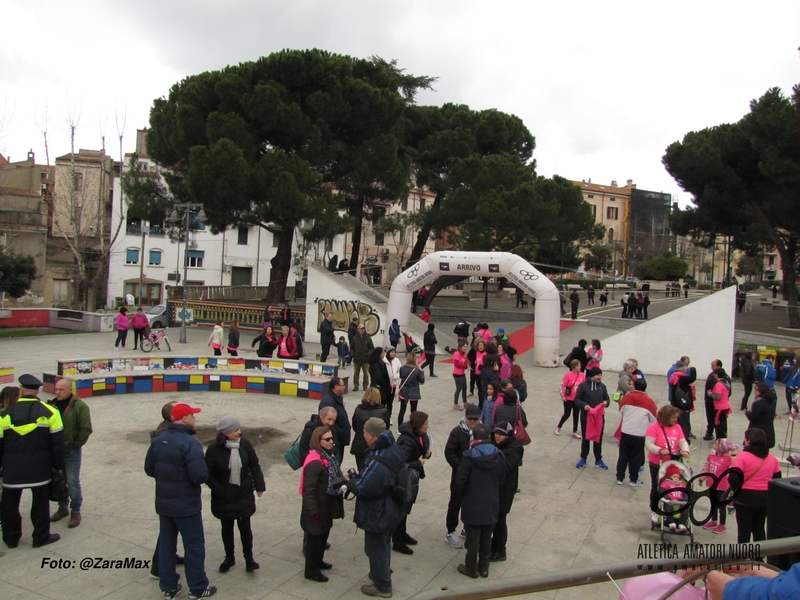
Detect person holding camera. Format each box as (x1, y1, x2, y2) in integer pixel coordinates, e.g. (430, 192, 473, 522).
(392, 411, 431, 555)
(345, 418, 405, 598)
(300, 426, 346, 582)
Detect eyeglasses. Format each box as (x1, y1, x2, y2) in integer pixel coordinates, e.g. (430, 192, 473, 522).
(321, 437, 334, 442)
(466, 417, 480, 421)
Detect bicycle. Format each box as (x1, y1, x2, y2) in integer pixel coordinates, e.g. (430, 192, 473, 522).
(141, 328, 172, 353)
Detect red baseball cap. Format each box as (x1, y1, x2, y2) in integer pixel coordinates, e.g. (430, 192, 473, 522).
(171, 403, 201, 422)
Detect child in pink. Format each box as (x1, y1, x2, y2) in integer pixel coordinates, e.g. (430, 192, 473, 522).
(708, 368, 732, 439)
(700, 438, 738, 534)
(658, 464, 689, 533)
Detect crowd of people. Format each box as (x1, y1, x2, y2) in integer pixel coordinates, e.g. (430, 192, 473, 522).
(7, 302, 800, 599)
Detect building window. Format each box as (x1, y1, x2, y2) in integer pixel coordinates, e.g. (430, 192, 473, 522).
(419, 196, 426, 211)
(237, 226, 249, 245)
(591, 205, 597, 218)
(149, 250, 162, 266)
(73, 172, 84, 192)
(325, 236, 333, 252)
(610, 197, 616, 201)
(126, 248, 140, 265)
(588, 194, 594, 199)
(401, 196, 408, 211)
(608, 228, 615, 243)
(606, 206, 619, 220)
(272, 231, 281, 248)
(373, 207, 386, 246)
(186, 250, 204, 268)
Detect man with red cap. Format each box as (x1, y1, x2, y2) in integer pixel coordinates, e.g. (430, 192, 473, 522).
(145, 403, 216, 599)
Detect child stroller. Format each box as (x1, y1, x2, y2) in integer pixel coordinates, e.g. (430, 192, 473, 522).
(403, 332, 421, 356)
(651, 459, 694, 545)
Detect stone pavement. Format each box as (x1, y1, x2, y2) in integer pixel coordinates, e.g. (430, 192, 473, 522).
(0, 315, 794, 599)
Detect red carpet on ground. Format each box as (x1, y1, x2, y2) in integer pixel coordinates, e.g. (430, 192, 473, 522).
(441, 321, 574, 362)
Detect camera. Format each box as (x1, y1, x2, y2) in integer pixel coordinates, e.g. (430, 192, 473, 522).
(347, 468, 359, 479)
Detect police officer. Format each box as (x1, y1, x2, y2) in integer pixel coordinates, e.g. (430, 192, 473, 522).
(0, 374, 65, 548)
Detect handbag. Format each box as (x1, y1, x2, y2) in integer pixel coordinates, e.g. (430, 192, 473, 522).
(49, 471, 69, 503)
(284, 433, 303, 470)
(514, 404, 531, 446)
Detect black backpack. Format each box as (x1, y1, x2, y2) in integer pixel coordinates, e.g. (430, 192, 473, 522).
(372, 455, 419, 511)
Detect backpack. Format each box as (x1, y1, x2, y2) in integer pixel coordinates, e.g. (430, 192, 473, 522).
(754, 364, 765, 384)
(562, 351, 573, 368)
(371, 455, 419, 511)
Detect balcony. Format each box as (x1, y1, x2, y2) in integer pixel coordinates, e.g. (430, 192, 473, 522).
(126, 225, 167, 237)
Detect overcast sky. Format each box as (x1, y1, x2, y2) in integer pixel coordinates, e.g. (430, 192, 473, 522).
(1, 0, 797, 206)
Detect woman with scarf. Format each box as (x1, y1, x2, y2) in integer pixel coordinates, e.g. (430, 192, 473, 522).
(205, 416, 266, 573)
(729, 427, 781, 543)
(300, 426, 346, 582)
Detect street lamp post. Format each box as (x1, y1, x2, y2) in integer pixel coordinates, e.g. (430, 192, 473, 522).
(167, 203, 206, 344)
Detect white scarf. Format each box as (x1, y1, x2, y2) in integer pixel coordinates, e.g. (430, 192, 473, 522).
(225, 440, 242, 486)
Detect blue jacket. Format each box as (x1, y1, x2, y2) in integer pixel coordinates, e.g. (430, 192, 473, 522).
(346, 430, 405, 533)
(454, 440, 506, 526)
(756, 360, 777, 388)
(722, 561, 800, 599)
(388, 322, 401, 343)
(783, 366, 800, 391)
(144, 423, 208, 517)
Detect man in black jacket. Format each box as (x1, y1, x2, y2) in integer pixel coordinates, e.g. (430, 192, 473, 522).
(299, 407, 338, 462)
(574, 367, 610, 470)
(454, 423, 506, 579)
(0, 374, 64, 549)
(490, 422, 524, 562)
(443, 404, 481, 548)
(318, 378, 351, 463)
(318, 312, 335, 362)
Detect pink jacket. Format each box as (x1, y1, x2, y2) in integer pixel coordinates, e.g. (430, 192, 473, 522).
(452, 351, 469, 376)
(561, 371, 585, 401)
(132, 313, 149, 329)
(116, 313, 130, 331)
(584, 403, 605, 443)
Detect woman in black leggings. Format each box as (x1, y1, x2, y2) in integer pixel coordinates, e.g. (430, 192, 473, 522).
(555, 359, 585, 437)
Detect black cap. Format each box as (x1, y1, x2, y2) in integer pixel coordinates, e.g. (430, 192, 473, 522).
(465, 403, 481, 418)
(19, 374, 42, 389)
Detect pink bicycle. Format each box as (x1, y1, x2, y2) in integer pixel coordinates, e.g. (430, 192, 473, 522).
(141, 328, 172, 352)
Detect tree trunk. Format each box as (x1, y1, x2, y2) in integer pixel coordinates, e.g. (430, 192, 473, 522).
(782, 236, 799, 329)
(407, 192, 442, 268)
(349, 198, 364, 273)
(266, 226, 294, 303)
(422, 275, 468, 307)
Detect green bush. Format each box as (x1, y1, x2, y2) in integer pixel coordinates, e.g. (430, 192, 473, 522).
(697, 283, 711, 290)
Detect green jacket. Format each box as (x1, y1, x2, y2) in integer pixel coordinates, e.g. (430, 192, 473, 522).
(49, 395, 93, 451)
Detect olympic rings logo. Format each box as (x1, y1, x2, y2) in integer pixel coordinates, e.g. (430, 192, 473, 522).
(651, 467, 744, 526)
(406, 264, 420, 278)
(518, 270, 539, 281)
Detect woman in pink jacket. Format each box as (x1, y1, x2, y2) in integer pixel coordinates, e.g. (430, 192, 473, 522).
(452, 341, 469, 410)
(131, 308, 149, 350)
(555, 359, 585, 438)
(115, 307, 130, 350)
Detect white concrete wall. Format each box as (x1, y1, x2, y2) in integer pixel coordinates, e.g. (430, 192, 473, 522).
(599, 286, 737, 377)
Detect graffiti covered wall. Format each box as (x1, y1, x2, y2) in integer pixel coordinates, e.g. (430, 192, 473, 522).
(316, 299, 381, 337)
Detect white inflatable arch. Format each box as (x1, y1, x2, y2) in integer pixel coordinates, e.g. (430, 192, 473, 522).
(387, 251, 561, 367)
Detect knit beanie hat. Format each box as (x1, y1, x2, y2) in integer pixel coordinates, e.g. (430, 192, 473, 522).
(216, 415, 241, 436)
(364, 417, 386, 437)
(586, 367, 603, 378)
(665, 464, 682, 479)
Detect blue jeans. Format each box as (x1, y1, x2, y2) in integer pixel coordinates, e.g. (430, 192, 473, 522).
(59, 448, 82, 513)
(364, 531, 392, 593)
(115, 329, 128, 347)
(158, 513, 208, 594)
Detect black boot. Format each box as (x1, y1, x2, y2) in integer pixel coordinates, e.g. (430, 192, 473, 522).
(219, 557, 235, 573)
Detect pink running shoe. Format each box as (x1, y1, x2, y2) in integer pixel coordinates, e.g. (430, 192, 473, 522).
(712, 525, 726, 534)
(702, 520, 718, 530)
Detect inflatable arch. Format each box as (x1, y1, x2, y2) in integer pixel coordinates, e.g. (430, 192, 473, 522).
(386, 251, 561, 367)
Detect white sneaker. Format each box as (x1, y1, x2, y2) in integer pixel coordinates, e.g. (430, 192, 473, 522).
(554, 427, 561, 436)
(445, 532, 463, 549)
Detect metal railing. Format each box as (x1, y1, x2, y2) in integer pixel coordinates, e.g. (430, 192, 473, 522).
(408, 537, 800, 600)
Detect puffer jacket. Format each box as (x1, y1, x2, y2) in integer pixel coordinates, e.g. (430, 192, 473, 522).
(494, 398, 528, 428)
(346, 431, 405, 533)
(350, 403, 390, 459)
(454, 440, 506, 526)
(205, 437, 265, 520)
(144, 423, 209, 517)
(444, 419, 473, 472)
(396, 421, 430, 479)
(497, 436, 524, 514)
(300, 452, 344, 536)
(369, 358, 391, 405)
(398, 364, 425, 400)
